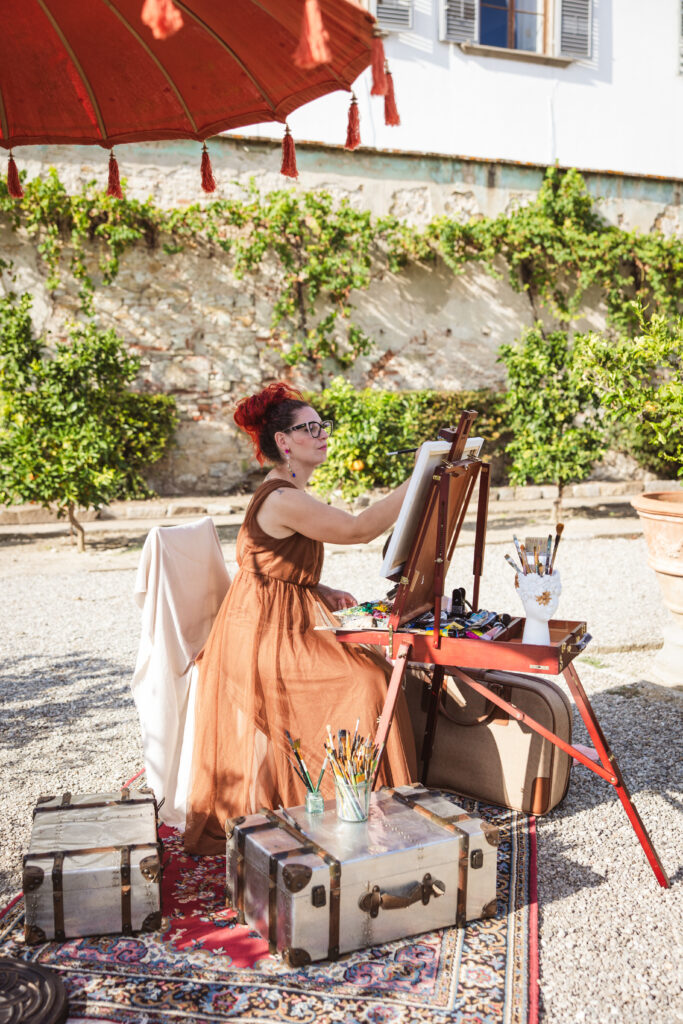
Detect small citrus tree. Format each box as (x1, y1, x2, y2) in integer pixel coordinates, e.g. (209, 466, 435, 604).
(574, 311, 683, 476)
(0, 293, 177, 550)
(498, 326, 605, 513)
(308, 376, 509, 500)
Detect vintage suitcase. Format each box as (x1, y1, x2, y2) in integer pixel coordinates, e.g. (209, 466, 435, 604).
(405, 668, 573, 815)
(23, 789, 162, 945)
(226, 784, 499, 966)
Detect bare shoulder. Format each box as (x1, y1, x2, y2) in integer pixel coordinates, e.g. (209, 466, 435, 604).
(257, 484, 320, 539)
(261, 484, 318, 511)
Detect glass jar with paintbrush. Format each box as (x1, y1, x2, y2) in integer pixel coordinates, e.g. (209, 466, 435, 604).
(284, 730, 327, 813)
(325, 723, 382, 823)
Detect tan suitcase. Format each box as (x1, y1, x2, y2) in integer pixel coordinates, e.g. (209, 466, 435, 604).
(404, 668, 573, 815)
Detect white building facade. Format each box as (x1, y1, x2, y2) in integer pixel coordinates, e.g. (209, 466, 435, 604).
(237, 0, 683, 181)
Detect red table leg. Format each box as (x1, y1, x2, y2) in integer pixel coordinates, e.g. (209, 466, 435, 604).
(371, 651, 670, 887)
(420, 664, 445, 784)
(372, 643, 412, 787)
(563, 662, 670, 889)
(448, 666, 670, 888)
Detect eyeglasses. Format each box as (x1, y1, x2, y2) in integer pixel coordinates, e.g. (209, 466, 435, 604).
(283, 419, 334, 439)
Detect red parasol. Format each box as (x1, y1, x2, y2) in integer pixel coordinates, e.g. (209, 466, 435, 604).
(0, 0, 395, 195)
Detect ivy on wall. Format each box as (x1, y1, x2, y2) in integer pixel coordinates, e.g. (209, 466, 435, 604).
(0, 171, 387, 368)
(2, 166, 682, 376)
(424, 168, 683, 332)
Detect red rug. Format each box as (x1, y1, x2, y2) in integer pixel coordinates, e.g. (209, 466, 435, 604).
(0, 781, 538, 1023)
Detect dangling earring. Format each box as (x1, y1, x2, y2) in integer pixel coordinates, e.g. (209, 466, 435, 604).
(284, 447, 296, 479)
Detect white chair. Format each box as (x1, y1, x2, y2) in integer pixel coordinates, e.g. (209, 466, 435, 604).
(131, 517, 231, 828)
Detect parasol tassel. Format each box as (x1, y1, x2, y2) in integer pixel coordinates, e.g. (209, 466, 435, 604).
(384, 68, 400, 126)
(281, 126, 298, 179)
(7, 154, 24, 199)
(293, 0, 332, 69)
(201, 143, 216, 193)
(141, 0, 184, 40)
(371, 37, 388, 96)
(345, 95, 361, 150)
(107, 151, 123, 199)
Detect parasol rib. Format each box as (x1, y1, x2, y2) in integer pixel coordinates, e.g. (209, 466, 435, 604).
(0, 79, 9, 142)
(36, 0, 108, 143)
(99, 0, 199, 136)
(171, 0, 279, 117)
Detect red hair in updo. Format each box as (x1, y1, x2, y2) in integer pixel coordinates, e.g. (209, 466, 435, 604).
(234, 382, 309, 465)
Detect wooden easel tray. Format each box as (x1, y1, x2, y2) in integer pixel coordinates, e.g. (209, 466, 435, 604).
(335, 618, 590, 675)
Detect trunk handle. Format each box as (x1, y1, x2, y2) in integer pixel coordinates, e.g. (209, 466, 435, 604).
(359, 872, 445, 918)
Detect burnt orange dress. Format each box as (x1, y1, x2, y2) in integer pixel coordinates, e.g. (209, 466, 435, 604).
(184, 479, 417, 854)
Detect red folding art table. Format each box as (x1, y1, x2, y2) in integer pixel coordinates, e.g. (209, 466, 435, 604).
(334, 412, 670, 889)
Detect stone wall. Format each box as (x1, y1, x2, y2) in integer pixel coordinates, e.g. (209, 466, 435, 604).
(1, 137, 681, 494)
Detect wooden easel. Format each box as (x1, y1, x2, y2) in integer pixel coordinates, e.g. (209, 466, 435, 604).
(335, 412, 670, 889)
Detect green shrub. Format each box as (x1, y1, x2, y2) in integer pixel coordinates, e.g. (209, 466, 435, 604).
(497, 327, 605, 499)
(0, 292, 178, 549)
(305, 377, 509, 499)
(575, 310, 683, 476)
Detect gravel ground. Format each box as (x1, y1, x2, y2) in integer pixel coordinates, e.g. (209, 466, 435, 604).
(0, 508, 681, 1023)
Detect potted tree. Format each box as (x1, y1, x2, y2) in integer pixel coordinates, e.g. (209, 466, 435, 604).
(576, 311, 683, 687)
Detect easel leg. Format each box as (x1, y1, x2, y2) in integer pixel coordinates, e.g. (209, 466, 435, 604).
(420, 665, 445, 785)
(563, 663, 670, 888)
(372, 643, 412, 788)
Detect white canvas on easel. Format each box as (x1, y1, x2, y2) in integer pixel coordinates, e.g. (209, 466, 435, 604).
(380, 438, 484, 579)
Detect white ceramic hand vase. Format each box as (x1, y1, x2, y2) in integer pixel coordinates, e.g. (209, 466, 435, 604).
(515, 570, 562, 645)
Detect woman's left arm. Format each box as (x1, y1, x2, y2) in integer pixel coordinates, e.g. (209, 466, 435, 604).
(317, 583, 357, 611)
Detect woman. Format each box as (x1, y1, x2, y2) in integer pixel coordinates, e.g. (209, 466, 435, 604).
(184, 382, 418, 854)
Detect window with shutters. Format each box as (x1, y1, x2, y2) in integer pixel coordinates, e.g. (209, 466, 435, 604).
(558, 0, 591, 58)
(441, 0, 546, 50)
(441, 0, 592, 61)
(374, 0, 413, 32)
(480, 0, 545, 53)
(441, 0, 478, 43)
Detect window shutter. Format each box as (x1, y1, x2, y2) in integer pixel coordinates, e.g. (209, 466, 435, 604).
(559, 0, 592, 58)
(680, 0, 683, 73)
(440, 0, 478, 44)
(375, 0, 413, 31)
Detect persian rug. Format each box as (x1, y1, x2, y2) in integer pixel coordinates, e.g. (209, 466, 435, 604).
(0, 791, 538, 1024)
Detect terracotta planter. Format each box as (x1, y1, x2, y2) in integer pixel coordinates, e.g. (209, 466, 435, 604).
(631, 491, 683, 687)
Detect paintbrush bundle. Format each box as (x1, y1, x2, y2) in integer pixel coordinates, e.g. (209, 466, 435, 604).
(505, 525, 564, 577)
(325, 723, 382, 821)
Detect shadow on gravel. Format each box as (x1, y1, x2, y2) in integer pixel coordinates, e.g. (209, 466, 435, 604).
(566, 501, 640, 520)
(0, 871, 21, 907)
(0, 652, 133, 749)
(215, 524, 241, 543)
(0, 529, 149, 551)
(460, 514, 535, 534)
(0, 522, 242, 553)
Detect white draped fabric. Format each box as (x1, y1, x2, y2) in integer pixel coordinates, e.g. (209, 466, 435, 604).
(131, 517, 231, 827)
